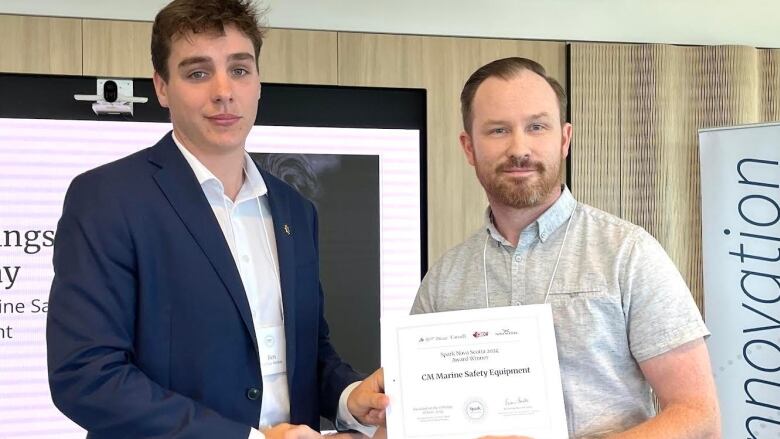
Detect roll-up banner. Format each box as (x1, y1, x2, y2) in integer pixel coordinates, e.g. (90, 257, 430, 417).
(699, 123, 780, 439)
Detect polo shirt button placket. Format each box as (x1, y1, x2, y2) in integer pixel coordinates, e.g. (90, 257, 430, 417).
(512, 253, 522, 305)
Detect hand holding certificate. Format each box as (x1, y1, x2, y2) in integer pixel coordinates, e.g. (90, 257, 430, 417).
(381, 305, 567, 439)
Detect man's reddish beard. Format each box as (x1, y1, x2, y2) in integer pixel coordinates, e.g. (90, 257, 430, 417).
(475, 154, 562, 209)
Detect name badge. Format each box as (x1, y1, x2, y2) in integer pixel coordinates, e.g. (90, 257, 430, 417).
(257, 325, 287, 376)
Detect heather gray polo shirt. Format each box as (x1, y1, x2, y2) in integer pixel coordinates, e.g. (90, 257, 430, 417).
(412, 187, 709, 438)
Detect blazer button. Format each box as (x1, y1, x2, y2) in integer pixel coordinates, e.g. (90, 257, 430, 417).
(246, 387, 261, 401)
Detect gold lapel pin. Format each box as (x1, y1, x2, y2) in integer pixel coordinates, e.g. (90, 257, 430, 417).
(283, 224, 292, 236)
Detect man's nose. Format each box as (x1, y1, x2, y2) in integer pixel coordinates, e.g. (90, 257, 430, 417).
(211, 72, 233, 103)
(506, 131, 531, 158)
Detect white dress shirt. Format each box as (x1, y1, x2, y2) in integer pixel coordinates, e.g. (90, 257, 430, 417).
(173, 134, 373, 438)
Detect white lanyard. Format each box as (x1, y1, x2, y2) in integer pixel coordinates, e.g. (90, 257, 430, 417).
(220, 178, 285, 323)
(482, 204, 578, 307)
(225, 189, 288, 378)
(256, 195, 285, 322)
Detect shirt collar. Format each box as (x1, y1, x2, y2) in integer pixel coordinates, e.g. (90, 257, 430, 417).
(484, 186, 577, 245)
(173, 131, 268, 201)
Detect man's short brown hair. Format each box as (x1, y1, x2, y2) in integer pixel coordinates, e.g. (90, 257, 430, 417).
(151, 0, 265, 81)
(460, 57, 568, 133)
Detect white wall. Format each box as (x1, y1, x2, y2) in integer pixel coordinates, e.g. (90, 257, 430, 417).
(1, 0, 778, 48)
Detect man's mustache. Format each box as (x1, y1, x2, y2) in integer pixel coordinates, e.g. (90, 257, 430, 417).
(497, 155, 546, 173)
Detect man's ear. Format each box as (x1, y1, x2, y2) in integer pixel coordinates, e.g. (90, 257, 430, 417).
(560, 122, 572, 159)
(460, 131, 477, 167)
(152, 72, 169, 108)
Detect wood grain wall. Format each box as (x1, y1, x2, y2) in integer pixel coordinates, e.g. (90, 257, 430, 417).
(570, 42, 780, 312)
(0, 14, 566, 265)
(0, 15, 82, 75)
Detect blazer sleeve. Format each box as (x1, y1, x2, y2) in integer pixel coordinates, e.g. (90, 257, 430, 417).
(46, 173, 250, 439)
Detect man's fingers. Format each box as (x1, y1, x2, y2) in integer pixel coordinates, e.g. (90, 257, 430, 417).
(374, 368, 385, 390)
(362, 407, 387, 425)
(354, 387, 389, 412)
(286, 424, 321, 439)
(347, 369, 389, 426)
(369, 408, 386, 420)
(262, 423, 321, 439)
(371, 393, 390, 409)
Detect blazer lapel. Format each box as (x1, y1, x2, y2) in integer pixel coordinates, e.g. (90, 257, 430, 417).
(259, 167, 298, 385)
(148, 133, 259, 355)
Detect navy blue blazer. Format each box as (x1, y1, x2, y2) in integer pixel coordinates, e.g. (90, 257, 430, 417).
(47, 132, 361, 438)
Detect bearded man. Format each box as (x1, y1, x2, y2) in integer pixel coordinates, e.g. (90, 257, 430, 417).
(411, 57, 720, 439)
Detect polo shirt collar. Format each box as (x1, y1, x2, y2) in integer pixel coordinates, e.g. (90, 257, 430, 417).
(485, 186, 577, 245)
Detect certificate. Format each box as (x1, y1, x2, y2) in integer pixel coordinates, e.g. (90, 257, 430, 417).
(381, 305, 568, 439)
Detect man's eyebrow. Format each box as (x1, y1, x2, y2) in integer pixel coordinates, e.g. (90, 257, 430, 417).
(228, 52, 255, 63)
(528, 112, 552, 120)
(177, 53, 255, 71)
(177, 56, 212, 70)
(483, 119, 511, 126)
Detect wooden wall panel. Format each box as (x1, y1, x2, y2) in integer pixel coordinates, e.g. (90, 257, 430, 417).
(338, 32, 566, 263)
(569, 44, 621, 216)
(761, 50, 780, 121)
(570, 43, 780, 312)
(81, 23, 338, 84)
(0, 15, 82, 75)
(83, 19, 152, 78)
(336, 33, 427, 87)
(260, 28, 338, 85)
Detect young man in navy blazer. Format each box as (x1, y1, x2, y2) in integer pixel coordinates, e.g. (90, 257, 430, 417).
(46, 1, 387, 438)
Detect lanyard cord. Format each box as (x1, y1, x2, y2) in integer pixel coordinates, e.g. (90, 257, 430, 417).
(483, 204, 578, 308)
(482, 233, 490, 308)
(542, 204, 577, 304)
(220, 173, 285, 323)
(256, 196, 285, 322)
(222, 193, 241, 265)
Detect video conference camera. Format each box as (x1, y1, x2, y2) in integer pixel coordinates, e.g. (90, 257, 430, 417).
(74, 79, 148, 116)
